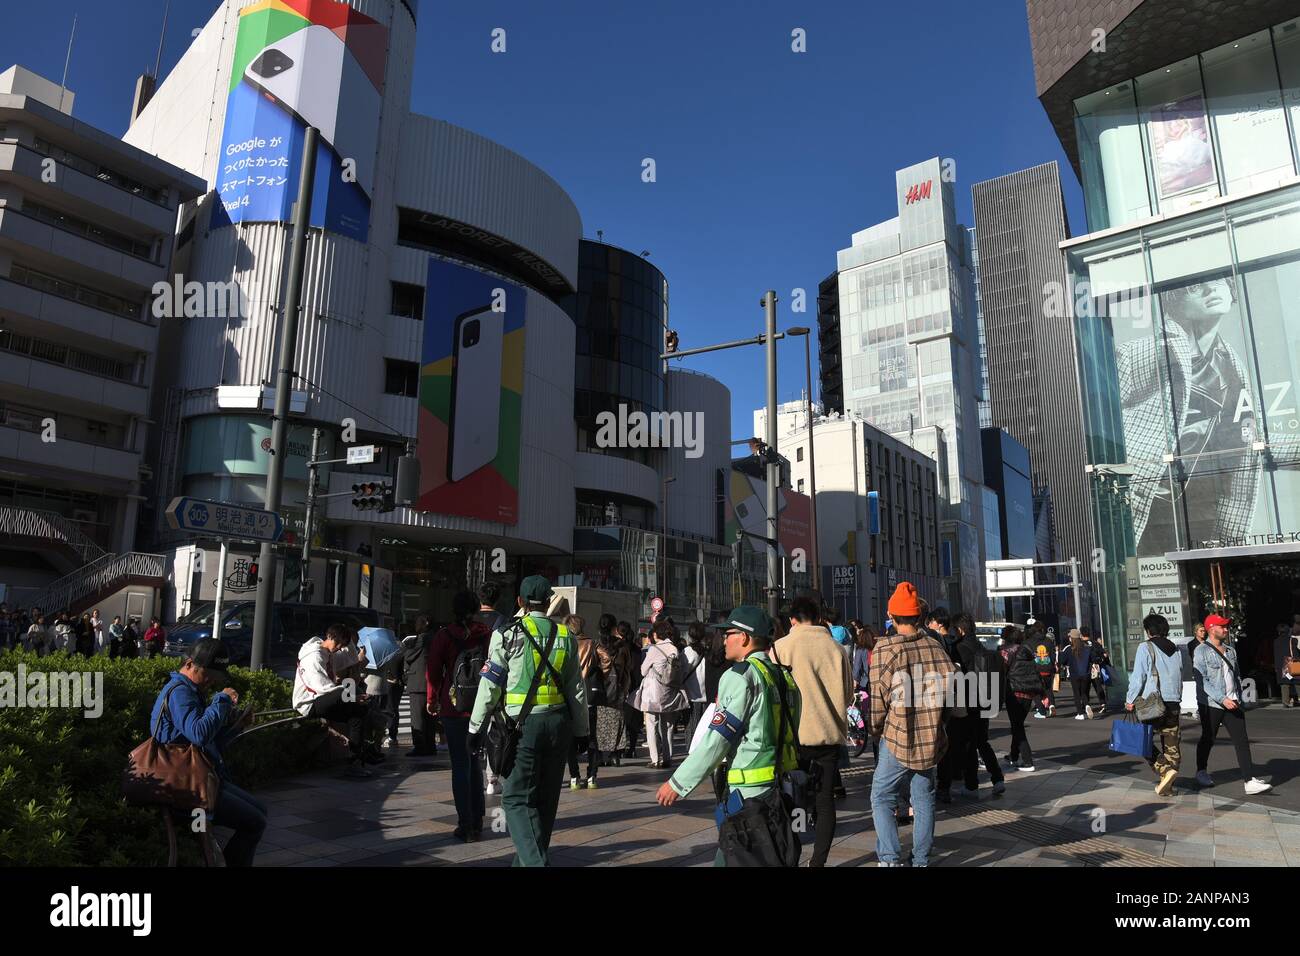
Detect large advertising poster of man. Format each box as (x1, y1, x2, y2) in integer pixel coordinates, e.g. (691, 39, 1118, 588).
(416, 260, 526, 525)
(1109, 264, 1300, 557)
(1148, 93, 1216, 200)
(212, 0, 387, 242)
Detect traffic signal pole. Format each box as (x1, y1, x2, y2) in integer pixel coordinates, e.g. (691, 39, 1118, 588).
(762, 291, 780, 621)
(299, 426, 321, 603)
(251, 127, 318, 671)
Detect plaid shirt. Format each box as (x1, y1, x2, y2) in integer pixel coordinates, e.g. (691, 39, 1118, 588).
(868, 630, 955, 770)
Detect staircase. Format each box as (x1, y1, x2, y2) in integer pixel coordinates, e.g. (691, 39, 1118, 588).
(0, 505, 108, 568)
(28, 551, 168, 616)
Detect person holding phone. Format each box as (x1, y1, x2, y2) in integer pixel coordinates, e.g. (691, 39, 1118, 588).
(292, 624, 376, 778)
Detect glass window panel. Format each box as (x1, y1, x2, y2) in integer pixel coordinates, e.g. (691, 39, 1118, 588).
(1275, 18, 1300, 167)
(1136, 56, 1220, 216)
(1075, 82, 1152, 231)
(1202, 30, 1294, 196)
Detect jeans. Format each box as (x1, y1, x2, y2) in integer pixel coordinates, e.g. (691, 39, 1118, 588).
(870, 742, 936, 866)
(213, 780, 268, 867)
(1197, 705, 1255, 779)
(798, 744, 840, 867)
(385, 683, 403, 740)
(1007, 697, 1034, 767)
(502, 710, 571, 866)
(441, 715, 485, 832)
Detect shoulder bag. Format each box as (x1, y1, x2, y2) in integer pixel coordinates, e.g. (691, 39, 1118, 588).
(1286, 636, 1300, 679)
(484, 622, 561, 779)
(122, 683, 221, 811)
(1133, 643, 1167, 722)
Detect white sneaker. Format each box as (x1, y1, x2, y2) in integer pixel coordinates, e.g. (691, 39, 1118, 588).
(1032, 712, 1047, 719)
(1245, 778, 1273, 795)
(1085, 705, 1096, 719)
(570, 777, 582, 791)
(1015, 764, 1036, 773)
(1195, 771, 1214, 788)
(484, 780, 497, 795)
(1074, 713, 1085, 721)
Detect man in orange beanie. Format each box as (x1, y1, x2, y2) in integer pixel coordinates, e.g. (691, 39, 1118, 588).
(868, 581, 955, 867)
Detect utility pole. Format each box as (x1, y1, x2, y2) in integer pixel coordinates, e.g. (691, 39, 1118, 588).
(250, 127, 318, 670)
(299, 426, 321, 602)
(788, 327, 820, 597)
(763, 290, 780, 621)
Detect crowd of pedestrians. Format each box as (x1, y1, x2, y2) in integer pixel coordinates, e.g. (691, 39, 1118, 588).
(0, 603, 164, 657)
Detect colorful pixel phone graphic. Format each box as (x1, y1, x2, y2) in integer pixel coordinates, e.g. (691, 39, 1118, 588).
(212, 0, 387, 242)
(725, 471, 812, 560)
(416, 260, 526, 525)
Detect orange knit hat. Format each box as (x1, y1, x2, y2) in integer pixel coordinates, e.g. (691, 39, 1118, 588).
(887, 581, 922, 618)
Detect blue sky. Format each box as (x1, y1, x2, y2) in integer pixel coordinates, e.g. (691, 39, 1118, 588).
(0, 0, 1086, 439)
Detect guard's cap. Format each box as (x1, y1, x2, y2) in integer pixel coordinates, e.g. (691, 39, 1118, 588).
(519, 575, 554, 604)
(713, 606, 774, 638)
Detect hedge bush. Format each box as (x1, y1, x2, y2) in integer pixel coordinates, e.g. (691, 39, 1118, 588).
(0, 649, 324, 866)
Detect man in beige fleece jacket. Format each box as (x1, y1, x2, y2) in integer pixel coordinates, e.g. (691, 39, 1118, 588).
(772, 594, 854, 867)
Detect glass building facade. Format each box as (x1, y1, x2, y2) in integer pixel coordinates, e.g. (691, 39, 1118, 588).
(836, 158, 986, 612)
(565, 240, 667, 467)
(1068, 14, 1300, 674)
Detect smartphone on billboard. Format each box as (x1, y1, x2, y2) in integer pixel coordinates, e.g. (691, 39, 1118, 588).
(447, 305, 503, 482)
(243, 25, 381, 193)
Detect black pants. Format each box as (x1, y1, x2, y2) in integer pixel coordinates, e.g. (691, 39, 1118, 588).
(1008, 697, 1034, 767)
(937, 713, 972, 793)
(408, 691, 435, 754)
(385, 683, 403, 740)
(1196, 705, 1255, 779)
(623, 704, 642, 753)
(1071, 677, 1092, 711)
(965, 715, 1004, 786)
(309, 697, 369, 757)
(798, 744, 839, 867)
(1091, 677, 1108, 709)
(585, 705, 600, 779)
(1036, 674, 1055, 714)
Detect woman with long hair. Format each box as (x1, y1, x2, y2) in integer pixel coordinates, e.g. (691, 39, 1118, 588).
(1058, 628, 1097, 719)
(848, 621, 876, 759)
(426, 589, 490, 841)
(588, 613, 633, 783)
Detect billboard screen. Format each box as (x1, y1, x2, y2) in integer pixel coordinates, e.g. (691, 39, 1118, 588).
(213, 0, 387, 242)
(724, 471, 813, 559)
(416, 259, 526, 525)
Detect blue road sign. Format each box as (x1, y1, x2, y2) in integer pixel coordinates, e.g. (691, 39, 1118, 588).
(164, 496, 284, 542)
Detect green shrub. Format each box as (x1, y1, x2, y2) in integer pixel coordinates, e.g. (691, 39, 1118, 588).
(0, 649, 324, 866)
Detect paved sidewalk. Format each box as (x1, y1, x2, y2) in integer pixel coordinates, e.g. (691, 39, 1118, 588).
(247, 739, 1300, 867)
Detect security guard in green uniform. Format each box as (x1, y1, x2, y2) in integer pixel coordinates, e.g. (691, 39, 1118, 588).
(469, 575, 588, 866)
(655, 605, 802, 866)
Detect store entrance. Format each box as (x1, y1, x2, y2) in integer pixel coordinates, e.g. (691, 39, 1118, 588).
(1186, 557, 1300, 699)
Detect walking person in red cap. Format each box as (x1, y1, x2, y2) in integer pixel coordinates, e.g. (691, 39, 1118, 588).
(1192, 614, 1272, 795)
(868, 581, 955, 867)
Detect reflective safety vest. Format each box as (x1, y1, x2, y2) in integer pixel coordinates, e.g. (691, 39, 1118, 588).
(726, 655, 799, 786)
(505, 616, 571, 707)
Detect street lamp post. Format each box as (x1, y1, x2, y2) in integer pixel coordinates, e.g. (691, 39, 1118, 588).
(661, 476, 675, 607)
(787, 327, 820, 598)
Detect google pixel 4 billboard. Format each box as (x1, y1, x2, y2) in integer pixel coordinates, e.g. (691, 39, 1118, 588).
(213, 0, 387, 242)
(416, 260, 527, 525)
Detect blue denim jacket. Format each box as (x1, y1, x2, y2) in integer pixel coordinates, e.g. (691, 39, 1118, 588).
(149, 672, 237, 778)
(1125, 640, 1182, 705)
(1192, 641, 1241, 711)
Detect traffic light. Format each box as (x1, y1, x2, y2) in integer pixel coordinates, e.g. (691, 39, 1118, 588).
(351, 481, 395, 512)
(665, 329, 679, 353)
(247, 561, 259, 582)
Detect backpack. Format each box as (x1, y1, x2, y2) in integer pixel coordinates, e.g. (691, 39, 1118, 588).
(448, 624, 489, 712)
(970, 643, 1005, 712)
(1008, 645, 1044, 694)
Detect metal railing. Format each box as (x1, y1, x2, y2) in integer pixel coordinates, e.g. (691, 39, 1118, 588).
(30, 551, 167, 614)
(0, 505, 107, 564)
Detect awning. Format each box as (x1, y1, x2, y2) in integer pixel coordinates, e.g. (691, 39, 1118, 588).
(1165, 540, 1300, 563)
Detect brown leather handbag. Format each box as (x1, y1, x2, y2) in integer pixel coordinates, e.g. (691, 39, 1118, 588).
(122, 683, 221, 811)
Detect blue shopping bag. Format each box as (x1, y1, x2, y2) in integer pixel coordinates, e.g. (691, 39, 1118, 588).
(1109, 712, 1153, 759)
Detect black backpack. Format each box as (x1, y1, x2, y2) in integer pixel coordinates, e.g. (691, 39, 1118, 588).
(969, 642, 1005, 712)
(449, 624, 489, 711)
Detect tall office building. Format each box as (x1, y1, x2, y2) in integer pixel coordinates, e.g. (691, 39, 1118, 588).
(972, 162, 1093, 625)
(831, 157, 986, 612)
(1026, 0, 1300, 675)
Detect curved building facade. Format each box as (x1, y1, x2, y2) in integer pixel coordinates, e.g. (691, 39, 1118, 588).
(122, 0, 582, 619)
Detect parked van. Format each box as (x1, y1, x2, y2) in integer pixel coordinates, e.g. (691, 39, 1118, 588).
(163, 601, 380, 669)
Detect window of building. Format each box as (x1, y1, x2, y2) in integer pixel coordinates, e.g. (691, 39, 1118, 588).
(796, 446, 804, 462)
(383, 358, 419, 397)
(797, 478, 805, 493)
(1273, 18, 1300, 165)
(1074, 83, 1153, 232)
(390, 281, 424, 319)
(1202, 31, 1294, 197)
